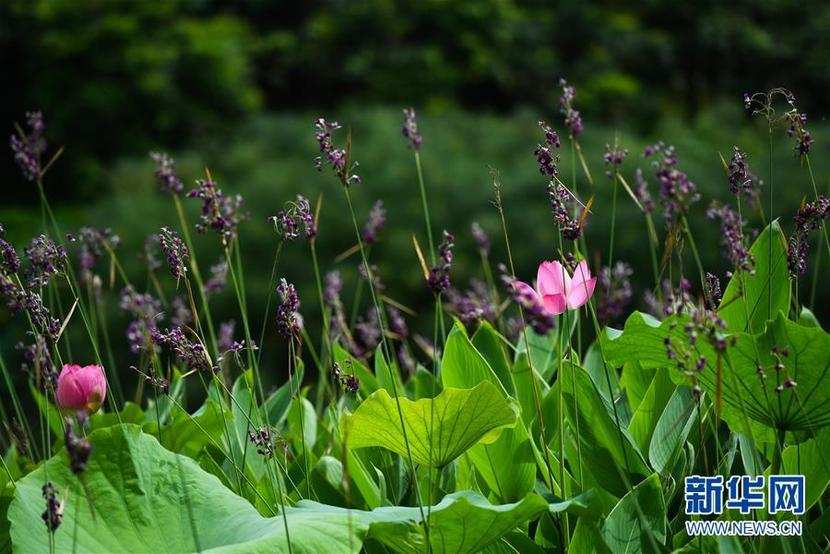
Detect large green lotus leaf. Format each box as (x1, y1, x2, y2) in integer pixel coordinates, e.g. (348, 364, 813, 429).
(603, 311, 761, 439)
(143, 398, 231, 460)
(729, 312, 830, 432)
(442, 323, 507, 394)
(342, 381, 515, 467)
(559, 363, 650, 497)
(767, 428, 830, 512)
(375, 344, 404, 395)
(627, 368, 674, 453)
(513, 317, 576, 381)
(356, 490, 549, 554)
(648, 386, 697, 475)
(8, 425, 367, 553)
(605, 310, 830, 439)
(718, 220, 790, 334)
(600, 472, 666, 553)
(471, 321, 515, 396)
(441, 324, 536, 501)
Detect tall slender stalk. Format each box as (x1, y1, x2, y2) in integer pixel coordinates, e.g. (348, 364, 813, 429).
(342, 186, 429, 544)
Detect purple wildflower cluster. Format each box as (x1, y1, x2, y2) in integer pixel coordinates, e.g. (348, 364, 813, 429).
(24, 234, 66, 288)
(0, 225, 20, 274)
(744, 89, 813, 156)
(447, 279, 497, 325)
(726, 146, 748, 195)
(706, 202, 754, 272)
(763, 345, 798, 392)
(170, 296, 193, 327)
(331, 361, 360, 393)
(633, 169, 655, 213)
(67, 227, 120, 283)
(314, 118, 360, 186)
(558, 79, 584, 137)
(10, 111, 46, 182)
(149, 152, 184, 195)
(597, 262, 633, 323)
(275, 278, 301, 338)
(158, 227, 189, 281)
(384, 304, 416, 374)
(358, 262, 384, 292)
(704, 273, 722, 310)
(217, 320, 237, 352)
(603, 140, 627, 176)
(248, 426, 277, 458)
(664, 306, 732, 396)
(644, 278, 692, 318)
(353, 309, 381, 358)
(362, 200, 386, 245)
(323, 270, 343, 311)
(547, 182, 581, 240)
(786, 112, 813, 156)
(187, 179, 248, 243)
(501, 268, 555, 335)
(723, 146, 765, 207)
(143, 234, 162, 272)
(534, 121, 561, 177)
(152, 326, 218, 374)
(386, 305, 408, 338)
(0, 272, 61, 339)
(268, 195, 317, 241)
(787, 195, 830, 276)
(17, 335, 57, 391)
(120, 285, 162, 354)
(402, 108, 422, 149)
(643, 142, 699, 224)
(203, 260, 228, 295)
(427, 230, 454, 295)
(470, 222, 490, 256)
(133, 365, 170, 395)
(41, 482, 63, 533)
(63, 418, 92, 474)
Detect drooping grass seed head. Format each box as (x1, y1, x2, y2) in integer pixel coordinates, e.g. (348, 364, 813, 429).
(603, 139, 628, 177)
(558, 79, 584, 137)
(63, 417, 92, 474)
(158, 227, 189, 281)
(534, 121, 561, 177)
(787, 195, 830, 276)
(362, 200, 386, 245)
(10, 111, 47, 182)
(275, 278, 302, 339)
(706, 202, 754, 273)
(598, 261, 633, 323)
(149, 152, 184, 195)
(547, 182, 582, 241)
(427, 230, 455, 295)
(187, 177, 248, 244)
(24, 234, 66, 287)
(41, 482, 63, 533)
(643, 142, 699, 225)
(402, 108, 422, 150)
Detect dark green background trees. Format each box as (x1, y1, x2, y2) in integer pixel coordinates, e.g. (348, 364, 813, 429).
(3, 0, 828, 200)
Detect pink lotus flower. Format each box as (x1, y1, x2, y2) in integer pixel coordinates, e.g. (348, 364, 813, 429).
(56, 364, 107, 412)
(514, 260, 596, 315)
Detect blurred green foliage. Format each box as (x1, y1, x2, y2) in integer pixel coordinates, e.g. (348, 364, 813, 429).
(2, 0, 828, 200)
